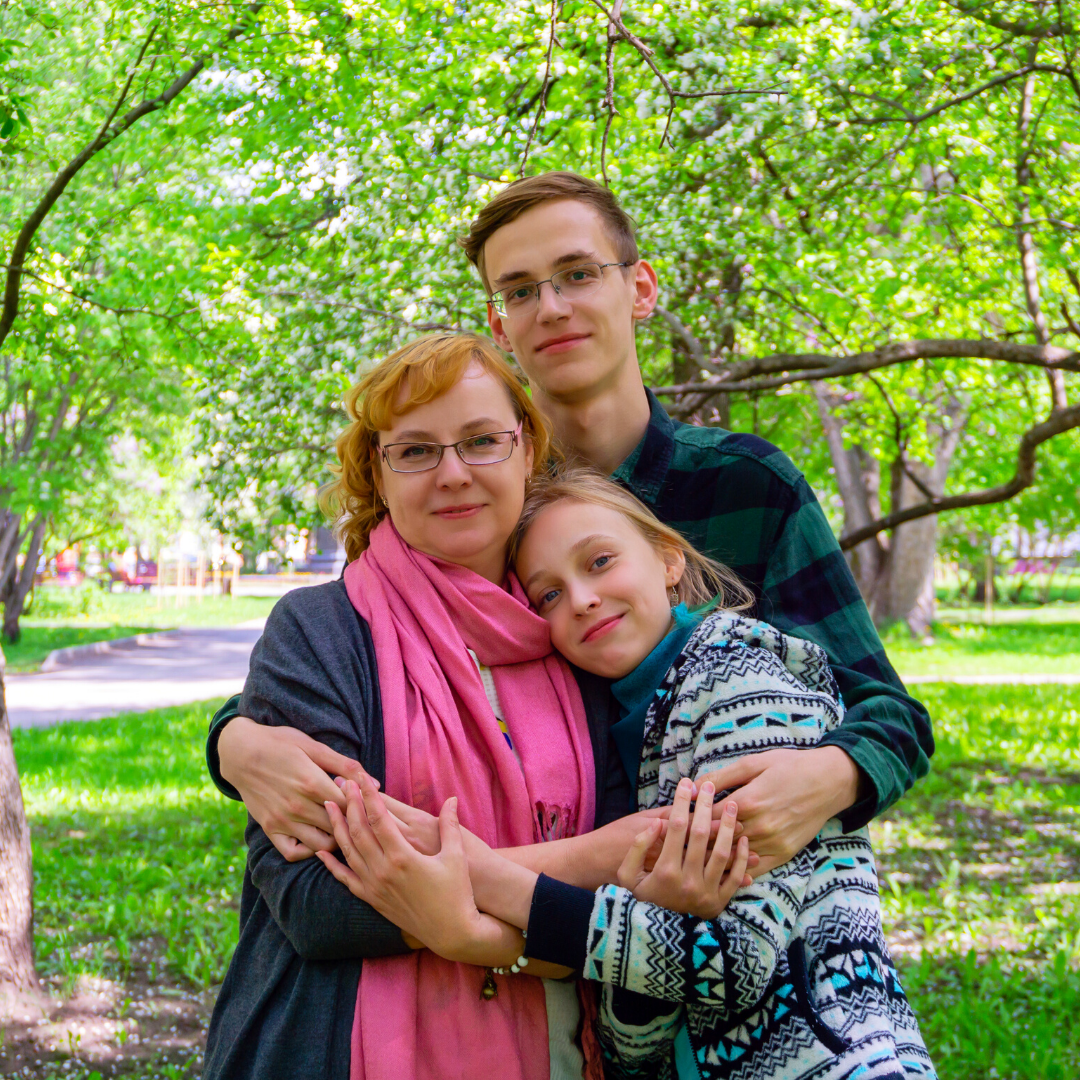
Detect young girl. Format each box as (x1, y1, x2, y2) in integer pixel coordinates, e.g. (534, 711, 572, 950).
(510, 466, 936, 1080)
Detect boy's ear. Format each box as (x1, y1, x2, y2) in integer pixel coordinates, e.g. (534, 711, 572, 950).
(663, 546, 686, 587)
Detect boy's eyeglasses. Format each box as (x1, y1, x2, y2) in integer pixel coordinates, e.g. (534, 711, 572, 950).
(488, 262, 632, 317)
(379, 423, 523, 473)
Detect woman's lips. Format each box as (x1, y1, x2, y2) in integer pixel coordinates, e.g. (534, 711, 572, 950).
(582, 614, 623, 644)
(433, 504, 484, 519)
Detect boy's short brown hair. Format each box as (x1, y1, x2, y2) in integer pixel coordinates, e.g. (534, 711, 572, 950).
(459, 172, 639, 293)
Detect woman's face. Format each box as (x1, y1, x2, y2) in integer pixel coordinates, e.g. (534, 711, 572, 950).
(376, 363, 534, 583)
(516, 499, 684, 678)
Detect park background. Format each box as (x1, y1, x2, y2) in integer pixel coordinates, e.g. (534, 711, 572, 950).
(1, 0, 1079, 1076)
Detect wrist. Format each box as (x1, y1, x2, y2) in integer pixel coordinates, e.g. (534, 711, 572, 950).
(217, 716, 257, 787)
(817, 745, 861, 817)
(471, 847, 538, 930)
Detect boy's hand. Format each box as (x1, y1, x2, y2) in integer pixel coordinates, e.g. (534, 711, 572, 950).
(616, 778, 750, 919)
(696, 745, 861, 874)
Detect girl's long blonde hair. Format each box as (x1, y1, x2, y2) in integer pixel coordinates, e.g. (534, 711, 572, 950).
(321, 333, 554, 561)
(511, 465, 755, 611)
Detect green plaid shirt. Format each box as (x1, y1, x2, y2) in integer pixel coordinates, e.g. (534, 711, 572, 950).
(613, 391, 933, 828)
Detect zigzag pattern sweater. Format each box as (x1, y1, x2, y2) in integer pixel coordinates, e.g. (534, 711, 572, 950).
(583, 611, 937, 1080)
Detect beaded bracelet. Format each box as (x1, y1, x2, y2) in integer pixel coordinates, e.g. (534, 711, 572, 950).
(482, 932, 529, 999)
(491, 955, 529, 976)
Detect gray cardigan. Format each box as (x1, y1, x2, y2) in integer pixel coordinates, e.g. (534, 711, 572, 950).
(202, 578, 628, 1080)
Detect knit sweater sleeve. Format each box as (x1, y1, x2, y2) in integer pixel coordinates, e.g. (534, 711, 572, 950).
(235, 581, 410, 960)
(584, 849, 815, 1009)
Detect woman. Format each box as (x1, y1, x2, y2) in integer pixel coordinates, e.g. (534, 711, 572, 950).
(203, 334, 663, 1080)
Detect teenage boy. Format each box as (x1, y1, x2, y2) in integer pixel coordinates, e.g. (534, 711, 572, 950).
(207, 173, 930, 875)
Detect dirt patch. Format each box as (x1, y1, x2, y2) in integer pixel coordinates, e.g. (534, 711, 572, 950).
(0, 939, 215, 1078)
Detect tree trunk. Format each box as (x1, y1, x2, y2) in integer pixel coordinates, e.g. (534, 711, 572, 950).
(2, 518, 45, 643)
(875, 463, 939, 637)
(816, 387, 965, 635)
(0, 658, 44, 1019)
(813, 386, 886, 604)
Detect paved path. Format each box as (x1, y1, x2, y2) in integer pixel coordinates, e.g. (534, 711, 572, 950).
(6, 623, 264, 728)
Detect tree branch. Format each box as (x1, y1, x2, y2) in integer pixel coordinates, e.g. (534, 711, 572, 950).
(653, 304, 705, 366)
(0, 3, 264, 353)
(650, 338, 1080, 399)
(600, 0, 622, 186)
(10, 269, 195, 322)
(846, 65, 1065, 126)
(838, 403, 1080, 550)
(948, 0, 1074, 38)
(588, 0, 781, 147)
(520, 0, 560, 176)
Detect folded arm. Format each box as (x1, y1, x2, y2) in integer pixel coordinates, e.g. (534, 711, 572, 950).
(704, 478, 933, 871)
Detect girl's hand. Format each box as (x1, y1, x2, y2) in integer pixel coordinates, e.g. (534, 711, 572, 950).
(617, 778, 750, 919)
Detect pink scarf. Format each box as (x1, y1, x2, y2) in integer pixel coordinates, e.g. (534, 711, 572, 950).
(344, 519, 596, 1080)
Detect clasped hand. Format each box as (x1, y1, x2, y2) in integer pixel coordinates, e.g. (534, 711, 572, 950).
(617, 778, 750, 919)
(316, 775, 523, 967)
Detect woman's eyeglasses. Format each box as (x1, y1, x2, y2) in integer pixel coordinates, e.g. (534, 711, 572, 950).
(379, 423, 523, 473)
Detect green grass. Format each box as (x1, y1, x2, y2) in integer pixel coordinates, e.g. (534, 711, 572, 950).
(936, 602, 1080, 625)
(872, 683, 1080, 1079)
(13, 702, 247, 992)
(884, 617, 1080, 678)
(25, 588, 276, 629)
(11, 684, 1080, 1079)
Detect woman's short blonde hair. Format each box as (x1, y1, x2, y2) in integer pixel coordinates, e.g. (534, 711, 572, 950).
(321, 333, 554, 561)
(511, 465, 754, 611)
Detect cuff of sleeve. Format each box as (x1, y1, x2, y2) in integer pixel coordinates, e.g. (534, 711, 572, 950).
(818, 730, 882, 832)
(525, 873, 595, 971)
(207, 695, 243, 801)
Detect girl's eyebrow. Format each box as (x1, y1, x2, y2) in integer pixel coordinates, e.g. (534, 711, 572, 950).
(570, 533, 616, 554)
(523, 533, 615, 591)
(523, 567, 553, 592)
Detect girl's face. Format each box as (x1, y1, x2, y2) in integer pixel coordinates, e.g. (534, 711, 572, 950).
(516, 499, 684, 678)
(376, 363, 534, 583)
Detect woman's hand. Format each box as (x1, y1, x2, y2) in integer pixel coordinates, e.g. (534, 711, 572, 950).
(617, 779, 750, 919)
(695, 745, 861, 875)
(317, 775, 525, 967)
(367, 786, 442, 856)
(217, 717, 370, 861)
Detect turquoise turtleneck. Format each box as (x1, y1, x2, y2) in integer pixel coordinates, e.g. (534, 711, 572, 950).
(609, 604, 702, 793)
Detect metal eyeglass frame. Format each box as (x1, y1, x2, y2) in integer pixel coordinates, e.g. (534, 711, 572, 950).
(487, 262, 633, 317)
(378, 422, 524, 473)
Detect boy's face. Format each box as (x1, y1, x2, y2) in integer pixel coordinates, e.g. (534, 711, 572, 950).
(483, 199, 657, 404)
(516, 499, 684, 679)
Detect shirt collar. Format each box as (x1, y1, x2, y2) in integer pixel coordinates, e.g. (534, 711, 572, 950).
(611, 388, 676, 504)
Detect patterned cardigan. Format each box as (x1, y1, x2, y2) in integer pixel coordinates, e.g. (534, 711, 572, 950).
(584, 611, 936, 1080)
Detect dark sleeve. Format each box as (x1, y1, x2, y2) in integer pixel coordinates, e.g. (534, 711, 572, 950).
(525, 873, 595, 970)
(572, 666, 636, 825)
(246, 817, 407, 961)
(758, 476, 933, 829)
(232, 581, 409, 960)
(207, 695, 242, 800)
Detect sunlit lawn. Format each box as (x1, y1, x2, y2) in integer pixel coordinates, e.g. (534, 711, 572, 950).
(872, 683, 1080, 1079)
(885, 614, 1080, 679)
(9, 683, 1080, 1078)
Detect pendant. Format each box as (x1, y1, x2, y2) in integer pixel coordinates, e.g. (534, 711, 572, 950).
(481, 968, 498, 1000)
